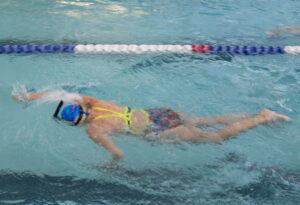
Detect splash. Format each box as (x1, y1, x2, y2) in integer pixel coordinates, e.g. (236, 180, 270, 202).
(12, 84, 82, 104)
(12, 83, 28, 100)
(38, 90, 82, 104)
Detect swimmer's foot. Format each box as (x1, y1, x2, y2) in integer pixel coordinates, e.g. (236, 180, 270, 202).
(260, 109, 290, 122)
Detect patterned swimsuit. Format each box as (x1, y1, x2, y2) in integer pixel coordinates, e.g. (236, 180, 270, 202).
(146, 108, 183, 132)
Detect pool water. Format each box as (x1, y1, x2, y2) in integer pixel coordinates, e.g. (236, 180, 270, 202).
(0, 0, 300, 204)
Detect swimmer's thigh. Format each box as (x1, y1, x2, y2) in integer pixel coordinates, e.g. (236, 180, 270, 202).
(161, 125, 221, 143)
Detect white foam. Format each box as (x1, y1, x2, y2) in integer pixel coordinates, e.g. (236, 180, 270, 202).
(277, 99, 293, 112)
(38, 91, 82, 104)
(12, 83, 28, 99)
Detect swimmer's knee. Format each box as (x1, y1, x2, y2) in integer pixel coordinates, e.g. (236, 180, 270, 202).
(196, 131, 223, 143)
(217, 130, 238, 141)
(208, 133, 224, 142)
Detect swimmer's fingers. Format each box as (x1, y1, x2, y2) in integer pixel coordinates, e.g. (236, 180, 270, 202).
(13, 95, 23, 102)
(13, 93, 28, 102)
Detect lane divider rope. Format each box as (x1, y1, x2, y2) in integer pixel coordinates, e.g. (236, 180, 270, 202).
(0, 44, 300, 54)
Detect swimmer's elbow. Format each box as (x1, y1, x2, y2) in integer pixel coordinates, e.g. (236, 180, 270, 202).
(81, 96, 99, 107)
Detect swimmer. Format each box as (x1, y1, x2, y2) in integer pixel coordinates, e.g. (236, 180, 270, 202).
(14, 91, 290, 160)
(267, 26, 300, 37)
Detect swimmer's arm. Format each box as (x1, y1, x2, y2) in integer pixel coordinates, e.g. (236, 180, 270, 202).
(26, 93, 47, 100)
(14, 92, 47, 101)
(80, 96, 99, 108)
(14, 91, 84, 103)
(87, 127, 124, 160)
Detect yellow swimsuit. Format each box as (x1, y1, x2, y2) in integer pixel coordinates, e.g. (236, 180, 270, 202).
(92, 106, 149, 134)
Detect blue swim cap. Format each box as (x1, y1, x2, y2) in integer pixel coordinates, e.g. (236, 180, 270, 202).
(61, 104, 81, 123)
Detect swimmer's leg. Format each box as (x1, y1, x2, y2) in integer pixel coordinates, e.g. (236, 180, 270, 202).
(160, 125, 221, 143)
(217, 109, 289, 140)
(182, 113, 251, 126)
(163, 109, 290, 142)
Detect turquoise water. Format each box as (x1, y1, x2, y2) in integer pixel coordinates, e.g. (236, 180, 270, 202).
(0, 0, 300, 204)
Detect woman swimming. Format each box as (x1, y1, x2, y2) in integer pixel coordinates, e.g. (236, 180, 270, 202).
(14, 91, 290, 160)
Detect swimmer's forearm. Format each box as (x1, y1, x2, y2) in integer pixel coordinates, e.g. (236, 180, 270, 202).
(13, 92, 46, 102)
(102, 142, 124, 160)
(89, 132, 125, 160)
(23, 91, 83, 103)
(17, 91, 99, 109)
(26, 93, 47, 101)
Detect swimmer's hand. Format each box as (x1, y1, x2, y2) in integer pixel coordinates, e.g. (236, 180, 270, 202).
(13, 93, 28, 102)
(13, 93, 37, 102)
(13, 93, 33, 109)
(13, 95, 23, 102)
(113, 151, 124, 160)
(13, 92, 48, 102)
(101, 153, 124, 171)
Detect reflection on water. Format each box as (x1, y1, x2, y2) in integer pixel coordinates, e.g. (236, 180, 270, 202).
(1, 153, 299, 204)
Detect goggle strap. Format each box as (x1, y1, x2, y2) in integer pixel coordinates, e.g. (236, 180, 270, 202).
(74, 104, 84, 126)
(53, 100, 64, 118)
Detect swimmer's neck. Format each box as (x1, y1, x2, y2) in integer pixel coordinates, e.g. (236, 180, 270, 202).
(86, 109, 95, 122)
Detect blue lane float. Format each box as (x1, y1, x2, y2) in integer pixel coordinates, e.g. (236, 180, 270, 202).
(0, 45, 74, 53)
(0, 44, 299, 54)
(209, 45, 286, 55)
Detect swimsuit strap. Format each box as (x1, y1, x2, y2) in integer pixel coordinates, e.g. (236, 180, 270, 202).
(92, 106, 150, 134)
(92, 106, 132, 126)
(127, 109, 150, 135)
(93, 107, 125, 117)
(124, 107, 133, 126)
(140, 109, 150, 124)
